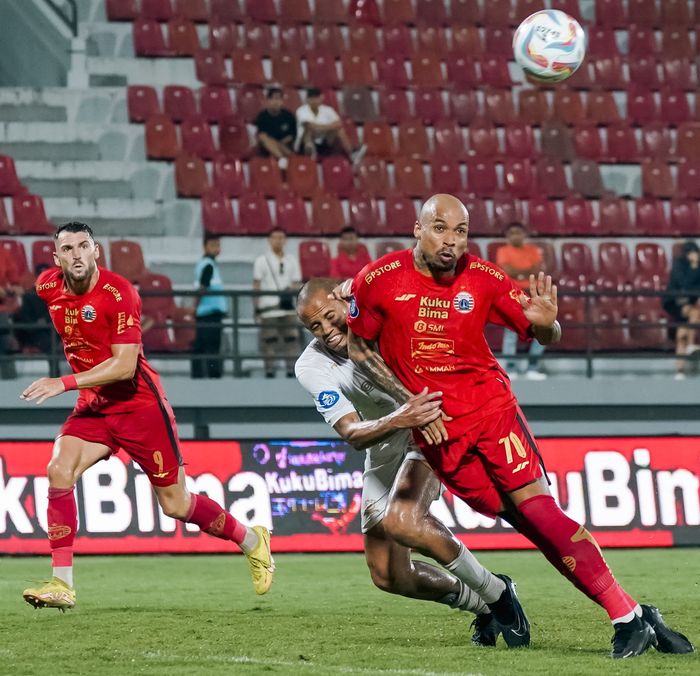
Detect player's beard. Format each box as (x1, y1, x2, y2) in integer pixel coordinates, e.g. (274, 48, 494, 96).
(65, 259, 97, 286)
(425, 251, 457, 274)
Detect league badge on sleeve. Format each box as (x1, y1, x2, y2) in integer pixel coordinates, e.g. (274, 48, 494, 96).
(452, 292, 475, 314)
(349, 296, 359, 318)
(318, 391, 341, 409)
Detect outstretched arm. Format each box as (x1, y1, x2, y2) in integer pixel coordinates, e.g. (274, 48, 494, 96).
(521, 272, 561, 346)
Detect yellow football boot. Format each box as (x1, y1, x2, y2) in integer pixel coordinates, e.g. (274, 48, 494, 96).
(245, 525, 275, 595)
(23, 577, 75, 611)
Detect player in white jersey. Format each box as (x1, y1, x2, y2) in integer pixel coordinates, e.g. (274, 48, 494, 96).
(295, 278, 531, 647)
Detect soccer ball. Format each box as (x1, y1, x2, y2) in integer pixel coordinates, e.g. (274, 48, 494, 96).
(512, 9, 586, 84)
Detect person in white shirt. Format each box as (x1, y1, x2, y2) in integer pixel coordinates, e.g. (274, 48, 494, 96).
(296, 88, 365, 165)
(295, 278, 531, 648)
(253, 228, 302, 377)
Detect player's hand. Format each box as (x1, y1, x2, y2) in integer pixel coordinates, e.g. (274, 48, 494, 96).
(20, 377, 66, 405)
(328, 278, 353, 302)
(392, 387, 443, 429)
(419, 409, 453, 446)
(521, 272, 558, 328)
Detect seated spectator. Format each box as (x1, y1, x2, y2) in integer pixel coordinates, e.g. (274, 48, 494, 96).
(296, 88, 365, 165)
(496, 222, 546, 380)
(254, 86, 297, 171)
(0, 244, 22, 379)
(330, 227, 372, 279)
(663, 240, 700, 380)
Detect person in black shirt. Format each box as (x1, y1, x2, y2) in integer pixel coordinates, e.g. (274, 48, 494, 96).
(663, 240, 700, 379)
(254, 86, 297, 170)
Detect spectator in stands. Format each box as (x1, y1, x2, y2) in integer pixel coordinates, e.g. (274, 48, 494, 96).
(254, 86, 297, 171)
(496, 222, 547, 380)
(330, 226, 372, 279)
(192, 234, 227, 379)
(296, 88, 365, 165)
(0, 244, 22, 379)
(13, 263, 59, 377)
(253, 228, 302, 378)
(663, 240, 700, 380)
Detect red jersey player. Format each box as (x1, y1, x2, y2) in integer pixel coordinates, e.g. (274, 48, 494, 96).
(21, 222, 275, 610)
(346, 194, 694, 658)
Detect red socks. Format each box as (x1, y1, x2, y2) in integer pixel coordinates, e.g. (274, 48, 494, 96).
(185, 494, 247, 544)
(47, 486, 77, 568)
(518, 494, 637, 622)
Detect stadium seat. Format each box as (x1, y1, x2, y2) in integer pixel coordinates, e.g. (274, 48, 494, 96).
(663, 0, 693, 25)
(132, 18, 170, 56)
(468, 121, 500, 159)
(375, 54, 410, 89)
(208, 22, 241, 52)
(552, 89, 586, 126)
(356, 157, 389, 197)
(413, 88, 447, 125)
(480, 57, 514, 88)
(662, 27, 693, 59)
(483, 88, 516, 126)
(174, 154, 210, 197)
(416, 26, 449, 56)
(571, 160, 605, 199)
(452, 0, 482, 24)
(382, 0, 416, 25)
(484, 27, 514, 59)
(11, 194, 52, 235)
(599, 196, 635, 235)
(163, 85, 197, 122)
(394, 157, 428, 197)
(450, 25, 483, 56)
(141, 0, 173, 21)
(145, 115, 179, 159)
(670, 198, 700, 236)
(201, 191, 237, 235)
(398, 120, 430, 160)
(218, 115, 251, 157)
(167, 18, 200, 56)
(598, 241, 632, 280)
(627, 86, 660, 125)
(198, 86, 233, 122)
(351, 0, 382, 26)
(375, 240, 405, 258)
(467, 159, 499, 198)
(430, 159, 463, 194)
(572, 124, 603, 162)
(385, 195, 417, 235)
(460, 195, 492, 236)
(629, 55, 661, 90)
(629, 0, 659, 27)
(677, 160, 700, 199)
(641, 160, 675, 198)
(314, 0, 347, 24)
(342, 53, 375, 86)
(279, 0, 312, 24)
(606, 123, 640, 163)
(282, 24, 313, 53)
(595, 0, 626, 27)
(492, 194, 523, 229)
(541, 122, 575, 162)
(363, 121, 395, 159)
(271, 53, 304, 87)
(411, 53, 445, 87)
(342, 87, 378, 123)
(349, 193, 382, 236)
(586, 91, 621, 125)
(630, 300, 668, 350)
(416, 0, 448, 25)
(312, 194, 346, 236)
(379, 89, 411, 124)
(275, 194, 311, 236)
(562, 196, 597, 236)
(349, 25, 380, 55)
(127, 85, 160, 123)
(433, 120, 466, 162)
(661, 89, 691, 126)
(518, 89, 551, 126)
(676, 122, 700, 160)
(212, 156, 245, 197)
(170, 307, 195, 352)
(587, 26, 619, 58)
(287, 156, 319, 199)
(0, 155, 22, 196)
(635, 242, 668, 278)
(449, 89, 480, 125)
(504, 159, 535, 199)
(505, 123, 536, 159)
(383, 25, 414, 56)
(591, 300, 630, 351)
(31, 240, 55, 271)
(662, 57, 695, 90)
(109, 240, 147, 283)
(641, 123, 673, 160)
(305, 51, 340, 89)
(561, 242, 595, 282)
(635, 197, 672, 236)
(106, 0, 139, 21)
(249, 156, 283, 196)
(0, 239, 29, 281)
(243, 23, 275, 53)
(245, 0, 277, 23)
(139, 273, 177, 317)
(0, 201, 12, 235)
(592, 55, 626, 90)
(174, 0, 208, 21)
(535, 158, 569, 199)
(299, 240, 331, 280)
(527, 198, 562, 237)
(180, 117, 216, 159)
(445, 55, 479, 88)
(238, 191, 273, 235)
(231, 49, 266, 85)
(321, 157, 355, 198)
(628, 26, 657, 57)
(195, 50, 229, 86)
(482, 0, 516, 27)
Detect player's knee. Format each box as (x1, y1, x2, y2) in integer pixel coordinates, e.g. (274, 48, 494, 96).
(46, 457, 77, 488)
(157, 493, 189, 520)
(366, 561, 398, 595)
(382, 505, 421, 547)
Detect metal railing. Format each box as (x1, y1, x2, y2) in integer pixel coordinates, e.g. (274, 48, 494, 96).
(1, 288, 698, 379)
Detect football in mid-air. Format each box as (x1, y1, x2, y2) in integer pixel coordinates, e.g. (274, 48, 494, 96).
(513, 9, 586, 83)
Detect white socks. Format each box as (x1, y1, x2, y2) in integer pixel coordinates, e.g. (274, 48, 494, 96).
(612, 604, 643, 625)
(445, 542, 506, 604)
(53, 566, 73, 588)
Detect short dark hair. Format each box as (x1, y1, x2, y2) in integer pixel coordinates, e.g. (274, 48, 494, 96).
(268, 227, 286, 237)
(682, 240, 700, 256)
(306, 87, 322, 98)
(203, 232, 220, 245)
(504, 221, 527, 235)
(339, 226, 357, 237)
(266, 86, 283, 99)
(55, 221, 94, 240)
(297, 277, 338, 308)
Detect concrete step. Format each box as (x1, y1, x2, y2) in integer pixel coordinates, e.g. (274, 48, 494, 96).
(86, 56, 198, 88)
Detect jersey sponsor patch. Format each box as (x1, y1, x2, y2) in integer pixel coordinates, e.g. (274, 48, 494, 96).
(452, 292, 475, 314)
(348, 297, 359, 318)
(81, 304, 97, 322)
(318, 390, 341, 409)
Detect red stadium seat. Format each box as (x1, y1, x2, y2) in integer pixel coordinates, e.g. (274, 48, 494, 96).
(505, 123, 536, 159)
(299, 240, 331, 280)
(467, 159, 499, 198)
(599, 241, 631, 280)
(586, 91, 621, 125)
(433, 120, 466, 162)
(662, 27, 693, 59)
(139, 272, 176, 317)
(483, 0, 516, 27)
(663, 0, 693, 25)
(141, 0, 173, 21)
(145, 115, 179, 159)
(592, 55, 626, 89)
(279, 0, 312, 24)
(552, 89, 585, 126)
(628, 0, 659, 27)
(518, 89, 551, 126)
(218, 115, 251, 157)
(641, 123, 672, 160)
(315, 0, 347, 24)
(310, 25, 345, 55)
(595, 0, 626, 27)
(670, 198, 700, 236)
(635, 242, 668, 280)
(641, 160, 675, 198)
(199, 86, 233, 122)
(243, 23, 275, 53)
(484, 27, 514, 59)
(449, 89, 480, 126)
(561, 242, 594, 281)
(445, 55, 479, 88)
(305, 51, 340, 89)
(430, 159, 463, 194)
(11, 194, 52, 235)
(173, 0, 208, 21)
(349, 193, 382, 236)
(483, 88, 516, 126)
(31, 240, 54, 271)
(106, 0, 139, 21)
(383, 25, 414, 56)
(382, 0, 416, 25)
(321, 157, 355, 198)
(231, 49, 266, 85)
(562, 196, 596, 236)
(0, 201, 12, 235)
(356, 157, 389, 197)
(410, 53, 445, 87)
(492, 194, 523, 229)
(468, 121, 500, 159)
(527, 198, 562, 237)
(0, 154, 22, 198)
(606, 123, 640, 163)
(127, 85, 160, 123)
(416, 26, 449, 56)
(342, 87, 378, 123)
(249, 157, 283, 196)
(540, 121, 574, 162)
(163, 85, 197, 122)
(363, 121, 395, 159)
(275, 194, 311, 236)
(599, 196, 635, 235)
(375, 240, 405, 258)
(416, 0, 448, 25)
(571, 160, 605, 199)
(480, 57, 514, 88)
(271, 53, 305, 87)
(414, 88, 447, 125)
(398, 120, 430, 160)
(450, 25, 483, 56)
(677, 160, 700, 199)
(635, 197, 672, 236)
(208, 22, 241, 52)
(174, 154, 209, 197)
(350, 0, 382, 26)
(379, 89, 411, 124)
(312, 194, 346, 236)
(287, 156, 319, 199)
(628, 26, 657, 57)
(572, 124, 603, 162)
(341, 53, 375, 86)
(394, 157, 428, 197)
(195, 50, 229, 86)
(212, 156, 245, 197)
(662, 57, 695, 90)
(503, 159, 535, 199)
(282, 24, 313, 53)
(587, 27, 619, 58)
(170, 307, 196, 352)
(244, 0, 277, 23)
(349, 25, 380, 55)
(238, 191, 273, 235)
(536, 158, 569, 199)
(661, 89, 691, 126)
(167, 18, 200, 56)
(627, 86, 659, 125)
(460, 195, 492, 236)
(180, 117, 216, 159)
(132, 19, 170, 56)
(676, 122, 700, 160)
(201, 191, 238, 235)
(109, 240, 147, 283)
(385, 195, 417, 236)
(452, 0, 483, 24)
(629, 55, 661, 90)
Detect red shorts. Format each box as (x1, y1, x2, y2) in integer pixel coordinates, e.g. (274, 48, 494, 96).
(60, 401, 183, 487)
(421, 405, 546, 518)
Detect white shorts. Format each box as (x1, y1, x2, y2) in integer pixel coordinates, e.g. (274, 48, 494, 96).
(361, 431, 429, 533)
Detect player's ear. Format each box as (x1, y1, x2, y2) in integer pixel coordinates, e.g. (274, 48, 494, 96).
(53, 251, 59, 267)
(94, 242, 101, 260)
(413, 220, 422, 239)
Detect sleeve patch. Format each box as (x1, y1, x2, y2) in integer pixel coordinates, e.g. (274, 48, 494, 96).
(318, 390, 341, 409)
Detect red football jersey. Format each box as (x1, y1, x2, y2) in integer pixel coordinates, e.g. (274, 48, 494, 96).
(348, 249, 532, 442)
(37, 267, 167, 414)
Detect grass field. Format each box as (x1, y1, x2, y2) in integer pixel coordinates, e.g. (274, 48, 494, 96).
(2, 549, 698, 675)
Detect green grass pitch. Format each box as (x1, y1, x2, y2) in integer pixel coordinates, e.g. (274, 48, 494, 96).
(2, 549, 698, 675)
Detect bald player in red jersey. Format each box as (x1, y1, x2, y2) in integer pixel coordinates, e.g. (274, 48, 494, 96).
(20, 222, 275, 611)
(346, 194, 694, 659)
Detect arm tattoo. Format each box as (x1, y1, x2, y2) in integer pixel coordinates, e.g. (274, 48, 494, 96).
(350, 334, 412, 404)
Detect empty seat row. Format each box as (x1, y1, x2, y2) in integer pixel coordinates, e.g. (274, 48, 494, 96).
(595, 0, 698, 29)
(0, 196, 54, 236)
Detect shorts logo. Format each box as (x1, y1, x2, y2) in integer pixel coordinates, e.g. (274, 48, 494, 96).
(348, 297, 359, 319)
(81, 305, 97, 322)
(452, 292, 475, 314)
(48, 524, 72, 540)
(318, 390, 340, 409)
